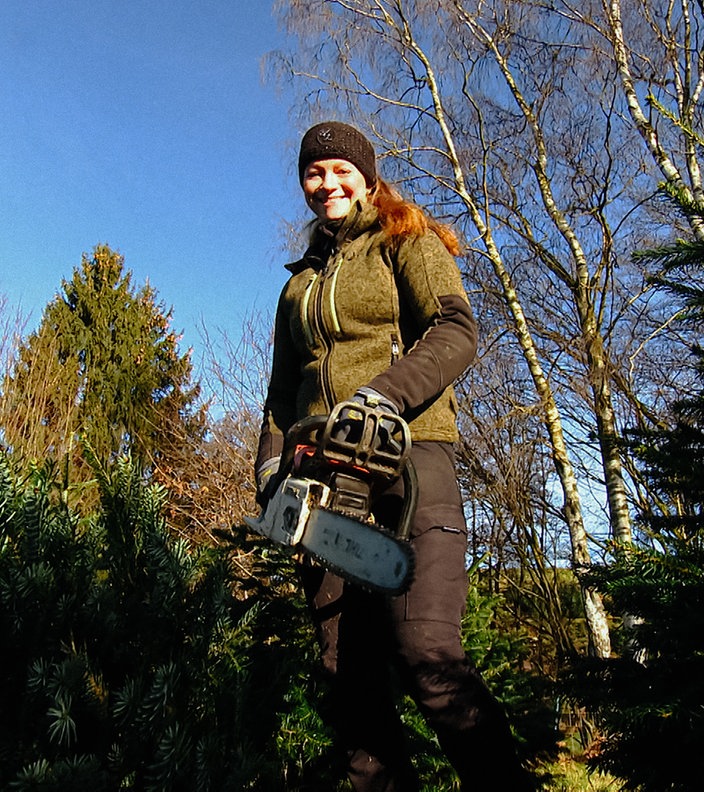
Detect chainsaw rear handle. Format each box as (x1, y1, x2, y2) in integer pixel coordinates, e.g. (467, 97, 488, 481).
(321, 399, 411, 474)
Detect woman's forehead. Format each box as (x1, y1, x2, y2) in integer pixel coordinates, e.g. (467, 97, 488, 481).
(305, 158, 360, 171)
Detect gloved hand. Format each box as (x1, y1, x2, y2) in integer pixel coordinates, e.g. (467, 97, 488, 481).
(336, 387, 402, 452)
(255, 456, 280, 507)
(351, 386, 398, 413)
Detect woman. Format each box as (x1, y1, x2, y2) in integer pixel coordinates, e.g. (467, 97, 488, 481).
(255, 121, 532, 791)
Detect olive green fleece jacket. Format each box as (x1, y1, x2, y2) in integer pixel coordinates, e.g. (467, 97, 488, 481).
(256, 202, 477, 469)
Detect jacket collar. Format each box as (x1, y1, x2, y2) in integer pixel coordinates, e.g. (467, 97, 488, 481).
(286, 202, 380, 274)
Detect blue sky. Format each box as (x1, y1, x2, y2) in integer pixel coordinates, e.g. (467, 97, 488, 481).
(1, 0, 304, 369)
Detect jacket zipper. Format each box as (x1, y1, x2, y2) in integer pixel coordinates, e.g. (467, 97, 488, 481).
(327, 255, 343, 335)
(304, 254, 341, 410)
(391, 333, 400, 365)
(301, 273, 318, 348)
(315, 264, 335, 408)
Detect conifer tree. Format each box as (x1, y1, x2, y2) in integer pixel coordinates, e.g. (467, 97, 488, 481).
(567, 187, 704, 791)
(0, 451, 314, 790)
(0, 245, 204, 506)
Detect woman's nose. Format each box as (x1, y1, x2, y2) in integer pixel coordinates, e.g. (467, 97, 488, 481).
(320, 171, 340, 190)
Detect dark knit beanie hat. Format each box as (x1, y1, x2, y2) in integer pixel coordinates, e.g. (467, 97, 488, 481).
(298, 121, 377, 186)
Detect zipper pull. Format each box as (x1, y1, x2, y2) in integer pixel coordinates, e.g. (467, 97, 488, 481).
(391, 334, 400, 364)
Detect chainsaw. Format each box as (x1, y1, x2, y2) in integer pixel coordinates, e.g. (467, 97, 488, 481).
(245, 400, 416, 594)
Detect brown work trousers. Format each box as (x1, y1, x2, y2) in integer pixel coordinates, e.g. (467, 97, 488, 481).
(300, 442, 531, 792)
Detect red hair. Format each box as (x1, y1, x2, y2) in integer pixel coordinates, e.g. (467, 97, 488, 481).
(370, 178, 460, 256)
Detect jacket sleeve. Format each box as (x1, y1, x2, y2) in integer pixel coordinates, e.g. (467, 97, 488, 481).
(366, 231, 477, 417)
(255, 286, 301, 472)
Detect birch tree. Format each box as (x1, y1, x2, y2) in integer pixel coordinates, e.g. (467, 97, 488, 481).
(604, 0, 704, 239)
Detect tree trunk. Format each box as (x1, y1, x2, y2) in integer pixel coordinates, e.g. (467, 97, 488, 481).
(407, 28, 612, 657)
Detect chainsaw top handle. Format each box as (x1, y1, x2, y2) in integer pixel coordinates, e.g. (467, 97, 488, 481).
(281, 401, 410, 482)
(277, 401, 417, 541)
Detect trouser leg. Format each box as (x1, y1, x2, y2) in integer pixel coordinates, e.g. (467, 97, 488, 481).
(300, 441, 531, 791)
(384, 442, 532, 791)
(300, 565, 419, 792)
(390, 528, 530, 790)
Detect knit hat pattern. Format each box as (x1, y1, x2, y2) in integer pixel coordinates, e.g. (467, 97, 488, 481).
(298, 121, 377, 186)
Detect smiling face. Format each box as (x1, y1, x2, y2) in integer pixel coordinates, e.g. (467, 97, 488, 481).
(302, 158, 370, 222)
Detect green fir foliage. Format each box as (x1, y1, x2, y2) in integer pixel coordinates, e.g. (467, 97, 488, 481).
(566, 536, 704, 790)
(0, 452, 310, 790)
(463, 575, 559, 762)
(565, 188, 704, 791)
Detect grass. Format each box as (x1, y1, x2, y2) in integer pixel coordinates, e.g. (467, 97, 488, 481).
(536, 754, 624, 791)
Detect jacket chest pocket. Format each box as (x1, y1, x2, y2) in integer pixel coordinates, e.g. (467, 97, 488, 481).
(331, 256, 398, 335)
